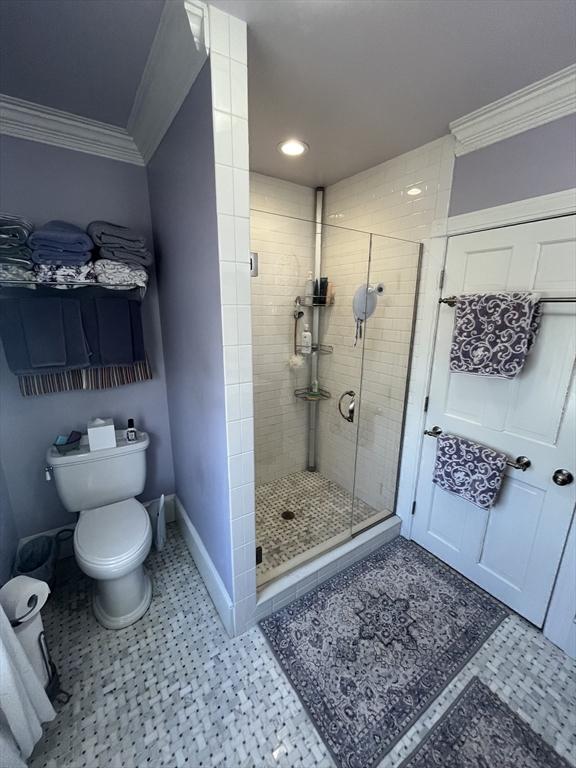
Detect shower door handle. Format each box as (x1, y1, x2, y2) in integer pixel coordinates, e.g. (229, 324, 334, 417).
(338, 390, 356, 423)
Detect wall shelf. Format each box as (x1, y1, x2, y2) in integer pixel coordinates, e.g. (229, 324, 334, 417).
(296, 343, 333, 355)
(294, 387, 331, 401)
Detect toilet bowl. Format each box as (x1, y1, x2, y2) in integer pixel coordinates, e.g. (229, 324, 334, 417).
(47, 430, 153, 629)
(74, 499, 152, 629)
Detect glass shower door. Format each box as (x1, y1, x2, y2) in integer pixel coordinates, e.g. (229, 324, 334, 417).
(350, 234, 422, 532)
(314, 224, 371, 542)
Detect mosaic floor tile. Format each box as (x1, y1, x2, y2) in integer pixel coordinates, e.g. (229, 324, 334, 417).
(256, 470, 386, 582)
(29, 524, 576, 768)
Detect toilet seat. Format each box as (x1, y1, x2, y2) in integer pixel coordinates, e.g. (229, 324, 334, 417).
(74, 499, 151, 580)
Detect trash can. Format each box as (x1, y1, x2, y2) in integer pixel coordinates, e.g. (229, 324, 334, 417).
(12, 535, 57, 585)
(12, 529, 74, 587)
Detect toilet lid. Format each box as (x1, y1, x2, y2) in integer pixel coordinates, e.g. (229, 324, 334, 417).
(75, 499, 150, 566)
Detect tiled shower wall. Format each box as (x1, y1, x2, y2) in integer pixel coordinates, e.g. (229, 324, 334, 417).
(318, 136, 454, 515)
(249, 173, 316, 485)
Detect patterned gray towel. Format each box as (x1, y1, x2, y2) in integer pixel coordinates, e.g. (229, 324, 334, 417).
(433, 433, 507, 509)
(449, 292, 542, 378)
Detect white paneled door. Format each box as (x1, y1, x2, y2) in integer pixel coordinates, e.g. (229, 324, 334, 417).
(413, 215, 576, 626)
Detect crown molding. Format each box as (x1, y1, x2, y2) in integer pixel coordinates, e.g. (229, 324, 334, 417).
(127, 0, 209, 164)
(450, 64, 576, 156)
(0, 94, 144, 165)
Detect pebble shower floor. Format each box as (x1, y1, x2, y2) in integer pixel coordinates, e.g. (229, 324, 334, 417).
(30, 524, 576, 768)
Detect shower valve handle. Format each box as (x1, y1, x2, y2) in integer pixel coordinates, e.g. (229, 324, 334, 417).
(339, 390, 356, 423)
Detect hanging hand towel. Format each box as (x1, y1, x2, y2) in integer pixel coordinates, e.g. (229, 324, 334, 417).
(449, 292, 542, 378)
(432, 433, 507, 510)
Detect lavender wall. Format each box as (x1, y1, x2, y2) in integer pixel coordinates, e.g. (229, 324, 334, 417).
(0, 135, 174, 538)
(147, 63, 233, 596)
(449, 115, 576, 216)
(0, 459, 18, 583)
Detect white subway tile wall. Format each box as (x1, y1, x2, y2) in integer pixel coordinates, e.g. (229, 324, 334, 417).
(209, 8, 256, 633)
(249, 173, 316, 485)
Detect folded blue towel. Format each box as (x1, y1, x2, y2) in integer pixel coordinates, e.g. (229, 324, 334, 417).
(28, 220, 94, 253)
(432, 433, 507, 510)
(31, 248, 92, 266)
(449, 292, 542, 379)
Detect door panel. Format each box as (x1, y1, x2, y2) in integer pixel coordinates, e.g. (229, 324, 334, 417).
(413, 215, 576, 626)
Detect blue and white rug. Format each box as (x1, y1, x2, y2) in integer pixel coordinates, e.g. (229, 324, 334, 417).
(260, 537, 508, 768)
(400, 677, 571, 767)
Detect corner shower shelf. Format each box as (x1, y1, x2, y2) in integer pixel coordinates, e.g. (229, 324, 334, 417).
(295, 343, 333, 355)
(294, 387, 331, 401)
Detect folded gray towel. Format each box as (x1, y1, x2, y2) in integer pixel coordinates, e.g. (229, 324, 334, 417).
(449, 292, 542, 379)
(432, 433, 507, 510)
(98, 246, 153, 268)
(0, 213, 34, 245)
(88, 221, 146, 250)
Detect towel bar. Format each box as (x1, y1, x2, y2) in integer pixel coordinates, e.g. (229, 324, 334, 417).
(439, 295, 576, 307)
(424, 426, 531, 471)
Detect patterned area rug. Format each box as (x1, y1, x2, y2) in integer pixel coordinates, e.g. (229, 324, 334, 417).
(260, 537, 508, 768)
(400, 677, 571, 767)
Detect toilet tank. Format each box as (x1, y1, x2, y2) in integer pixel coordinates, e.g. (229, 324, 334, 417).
(47, 431, 149, 512)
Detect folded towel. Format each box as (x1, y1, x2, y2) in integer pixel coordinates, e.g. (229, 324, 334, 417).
(33, 263, 97, 288)
(98, 246, 153, 268)
(94, 259, 149, 288)
(0, 213, 34, 245)
(0, 249, 34, 270)
(449, 292, 542, 379)
(31, 248, 92, 266)
(28, 221, 93, 253)
(88, 221, 146, 250)
(433, 433, 507, 510)
(0, 264, 36, 287)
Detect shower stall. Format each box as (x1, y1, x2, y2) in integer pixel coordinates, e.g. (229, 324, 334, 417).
(250, 185, 422, 586)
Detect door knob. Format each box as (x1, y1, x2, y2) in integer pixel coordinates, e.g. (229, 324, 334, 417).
(552, 469, 574, 486)
(338, 390, 356, 423)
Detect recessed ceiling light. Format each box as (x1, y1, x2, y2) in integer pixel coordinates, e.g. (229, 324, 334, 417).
(406, 186, 422, 196)
(278, 139, 309, 157)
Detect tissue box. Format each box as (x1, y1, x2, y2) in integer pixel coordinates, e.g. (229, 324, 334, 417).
(87, 418, 117, 451)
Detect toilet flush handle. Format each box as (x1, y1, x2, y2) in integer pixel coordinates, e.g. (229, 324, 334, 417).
(44, 465, 53, 482)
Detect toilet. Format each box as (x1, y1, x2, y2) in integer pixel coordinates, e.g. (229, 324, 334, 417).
(47, 431, 152, 629)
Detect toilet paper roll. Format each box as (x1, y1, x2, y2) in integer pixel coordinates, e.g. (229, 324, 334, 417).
(0, 575, 50, 625)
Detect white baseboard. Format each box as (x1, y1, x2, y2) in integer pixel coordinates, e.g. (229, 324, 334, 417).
(174, 496, 234, 636)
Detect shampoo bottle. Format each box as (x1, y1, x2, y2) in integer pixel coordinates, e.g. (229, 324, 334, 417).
(301, 324, 312, 354)
(304, 271, 314, 306)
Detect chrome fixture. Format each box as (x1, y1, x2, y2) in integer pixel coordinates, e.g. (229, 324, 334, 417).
(552, 469, 574, 486)
(424, 426, 531, 471)
(439, 295, 576, 307)
(338, 391, 356, 423)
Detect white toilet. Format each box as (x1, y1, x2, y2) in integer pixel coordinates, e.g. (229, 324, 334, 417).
(47, 431, 152, 629)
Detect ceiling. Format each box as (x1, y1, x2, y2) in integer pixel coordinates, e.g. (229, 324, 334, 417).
(0, 0, 574, 186)
(0, 0, 164, 127)
(213, 0, 576, 186)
